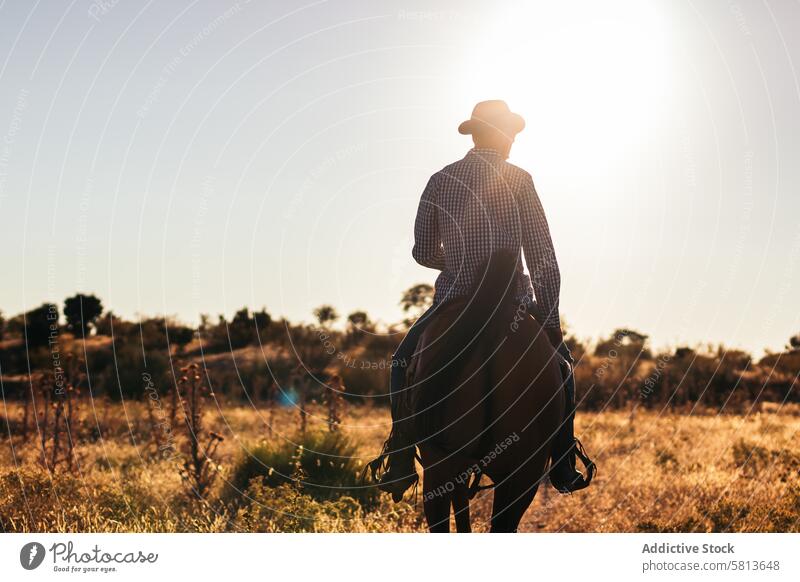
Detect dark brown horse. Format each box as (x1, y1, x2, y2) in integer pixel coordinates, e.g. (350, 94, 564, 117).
(408, 251, 565, 532)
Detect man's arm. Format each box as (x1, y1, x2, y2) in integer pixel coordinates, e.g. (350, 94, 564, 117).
(518, 173, 561, 331)
(412, 175, 445, 270)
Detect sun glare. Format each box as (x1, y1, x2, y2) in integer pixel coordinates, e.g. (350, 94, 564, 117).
(457, 1, 674, 175)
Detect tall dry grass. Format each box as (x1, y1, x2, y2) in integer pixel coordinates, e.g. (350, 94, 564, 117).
(1, 399, 798, 533)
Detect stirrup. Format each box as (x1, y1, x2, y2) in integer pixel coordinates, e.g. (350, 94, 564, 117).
(574, 438, 596, 486)
(551, 438, 597, 494)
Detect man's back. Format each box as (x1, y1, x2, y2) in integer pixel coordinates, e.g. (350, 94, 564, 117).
(412, 147, 562, 329)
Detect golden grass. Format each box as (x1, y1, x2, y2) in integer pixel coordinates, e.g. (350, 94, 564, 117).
(1, 402, 798, 532)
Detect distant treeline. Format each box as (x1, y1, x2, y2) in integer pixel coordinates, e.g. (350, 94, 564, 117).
(0, 291, 798, 412)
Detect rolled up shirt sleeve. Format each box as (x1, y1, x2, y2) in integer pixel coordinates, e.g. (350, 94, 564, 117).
(412, 174, 445, 270)
(519, 173, 561, 328)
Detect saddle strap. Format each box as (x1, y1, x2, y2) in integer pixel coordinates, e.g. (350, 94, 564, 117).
(467, 467, 496, 499)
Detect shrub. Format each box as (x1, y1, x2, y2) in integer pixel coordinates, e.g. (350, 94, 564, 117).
(14, 303, 59, 348)
(230, 479, 423, 533)
(654, 447, 679, 469)
(706, 500, 751, 532)
(732, 439, 800, 480)
(103, 343, 170, 401)
(225, 431, 377, 509)
(231, 479, 360, 532)
(339, 364, 389, 400)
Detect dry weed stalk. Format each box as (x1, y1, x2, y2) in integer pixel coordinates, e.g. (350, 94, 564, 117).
(144, 370, 175, 459)
(298, 392, 308, 435)
(263, 376, 277, 438)
(324, 374, 346, 432)
(176, 363, 224, 498)
(292, 370, 308, 435)
(34, 355, 84, 473)
(18, 374, 38, 441)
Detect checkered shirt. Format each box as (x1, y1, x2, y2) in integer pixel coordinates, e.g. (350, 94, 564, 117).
(412, 148, 561, 328)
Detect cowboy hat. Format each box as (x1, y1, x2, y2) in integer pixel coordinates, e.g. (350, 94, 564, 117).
(458, 100, 525, 136)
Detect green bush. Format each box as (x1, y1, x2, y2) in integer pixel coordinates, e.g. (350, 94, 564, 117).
(225, 431, 377, 509)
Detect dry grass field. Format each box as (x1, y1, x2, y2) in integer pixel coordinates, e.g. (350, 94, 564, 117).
(2, 399, 799, 533)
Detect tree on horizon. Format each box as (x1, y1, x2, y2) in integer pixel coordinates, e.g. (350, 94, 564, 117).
(313, 305, 339, 327)
(63, 294, 103, 337)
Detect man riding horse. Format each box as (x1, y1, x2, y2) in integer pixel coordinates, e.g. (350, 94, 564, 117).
(370, 100, 595, 503)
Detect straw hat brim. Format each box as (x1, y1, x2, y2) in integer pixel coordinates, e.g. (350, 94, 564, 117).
(458, 113, 525, 136)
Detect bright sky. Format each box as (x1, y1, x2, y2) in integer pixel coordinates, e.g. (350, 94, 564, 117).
(1, 0, 798, 355)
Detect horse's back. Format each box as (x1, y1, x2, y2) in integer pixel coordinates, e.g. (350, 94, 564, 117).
(483, 313, 563, 478)
(412, 302, 564, 478)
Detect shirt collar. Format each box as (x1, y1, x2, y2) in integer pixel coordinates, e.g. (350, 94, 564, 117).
(467, 147, 504, 160)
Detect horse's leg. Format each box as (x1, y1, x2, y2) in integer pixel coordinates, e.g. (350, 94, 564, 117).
(451, 484, 471, 533)
(422, 473, 451, 533)
(419, 450, 452, 533)
(489, 479, 539, 533)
